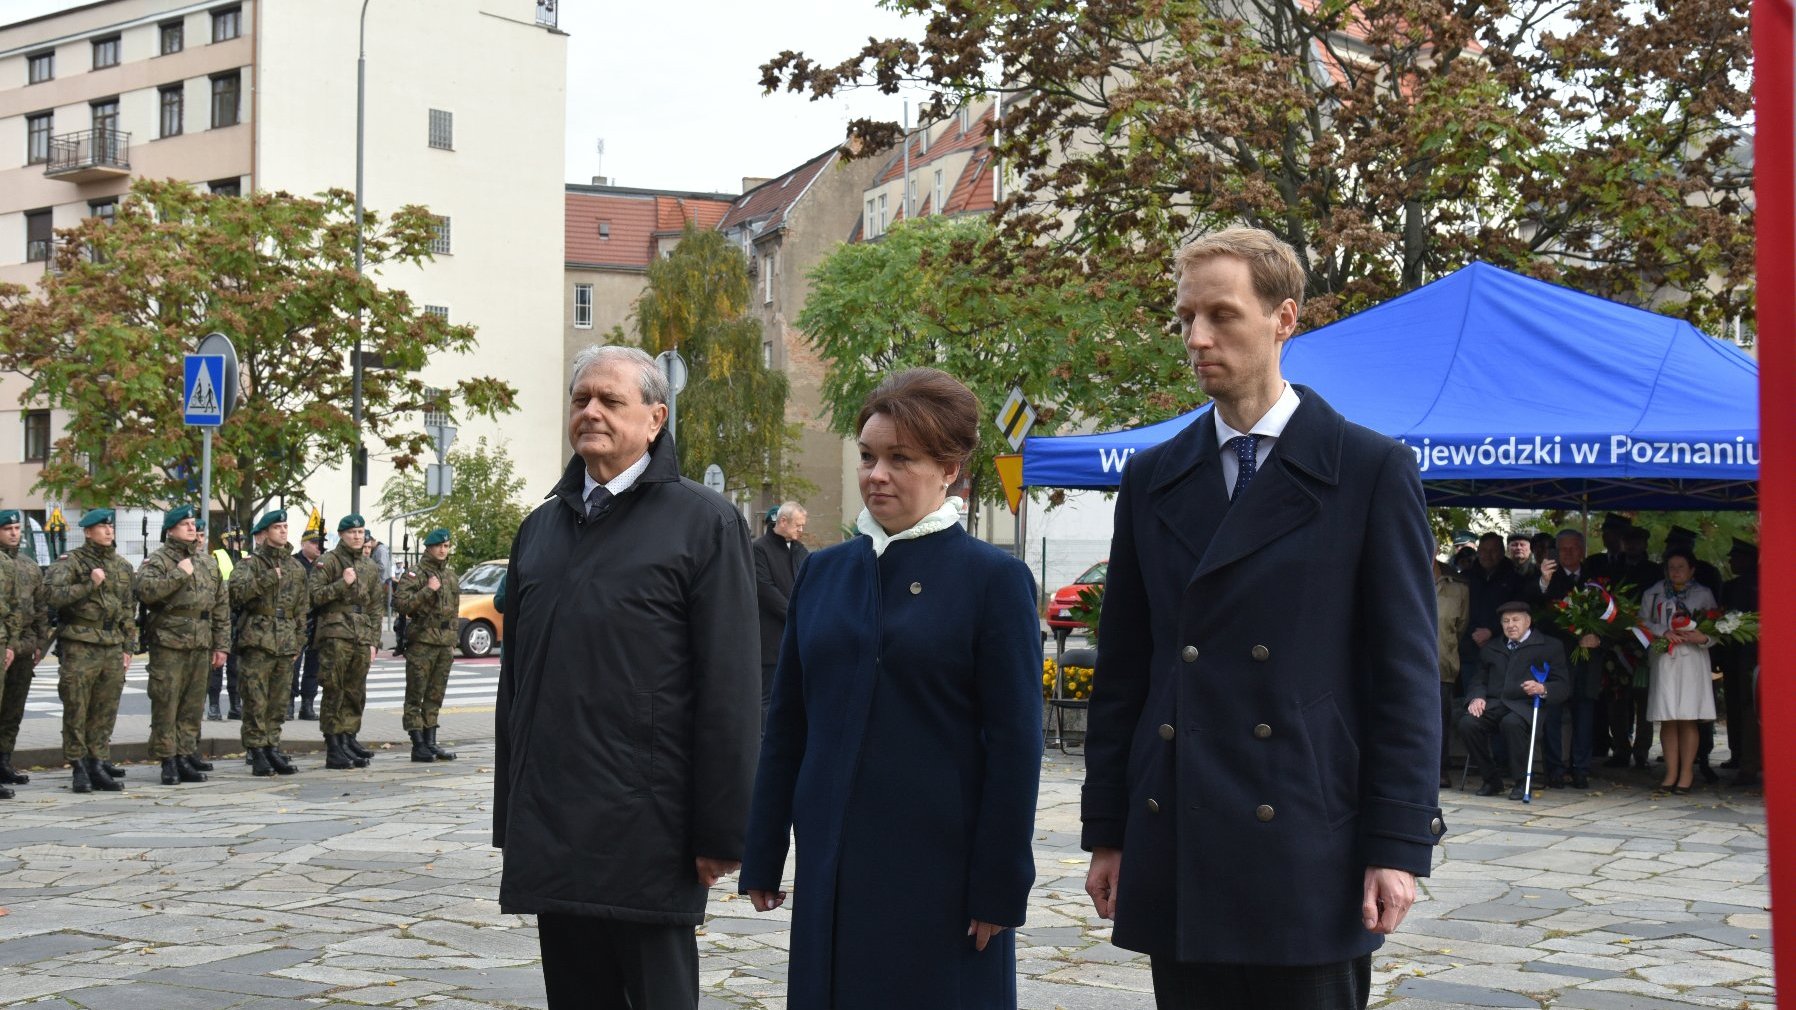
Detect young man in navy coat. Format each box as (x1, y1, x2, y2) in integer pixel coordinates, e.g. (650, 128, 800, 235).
(1082, 227, 1445, 1010)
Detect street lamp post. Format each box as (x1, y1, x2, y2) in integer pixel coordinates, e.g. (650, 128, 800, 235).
(351, 0, 374, 515)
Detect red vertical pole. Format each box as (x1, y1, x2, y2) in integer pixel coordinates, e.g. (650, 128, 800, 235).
(1754, 0, 1795, 990)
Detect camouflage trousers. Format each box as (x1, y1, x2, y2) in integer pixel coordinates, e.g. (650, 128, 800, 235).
(318, 638, 371, 736)
(239, 649, 291, 749)
(402, 644, 454, 731)
(147, 645, 211, 760)
(0, 646, 36, 753)
(59, 641, 126, 762)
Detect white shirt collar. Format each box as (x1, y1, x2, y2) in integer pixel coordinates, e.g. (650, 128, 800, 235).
(1214, 382, 1301, 449)
(582, 450, 653, 501)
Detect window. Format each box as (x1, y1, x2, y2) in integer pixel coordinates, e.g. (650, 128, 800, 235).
(159, 85, 184, 138)
(212, 6, 242, 42)
(160, 20, 184, 55)
(92, 36, 121, 69)
(878, 193, 888, 233)
(762, 255, 773, 304)
(907, 179, 917, 216)
(573, 283, 593, 328)
(762, 341, 772, 368)
(27, 51, 53, 85)
(424, 305, 449, 320)
(26, 113, 52, 165)
(23, 411, 50, 463)
(211, 72, 241, 128)
(25, 210, 52, 263)
(430, 216, 452, 255)
(598, 221, 610, 239)
(864, 199, 876, 236)
(89, 199, 117, 224)
(92, 99, 120, 133)
(536, 0, 558, 27)
(919, 128, 929, 155)
(209, 178, 241, 196)
(933, 169, 945, 213)
(959, 106, 971, 133)
(428, 108, 453, 150)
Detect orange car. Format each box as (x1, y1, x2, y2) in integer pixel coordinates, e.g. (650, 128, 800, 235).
(1044, 560, 1106, 649)
(455, 559, 506, 657)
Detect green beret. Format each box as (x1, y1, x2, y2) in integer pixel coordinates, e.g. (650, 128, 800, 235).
(162, 504, 196, 530)
(79, 508, 115, 528)
(0, 510, 19, 527)
(337, 514, 366, 532)
(423, 527, 451, 547)
(251, 510, 287, 535)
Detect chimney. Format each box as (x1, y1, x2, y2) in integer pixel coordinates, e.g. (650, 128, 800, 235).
(590, 175, 610, 186)
(742, 177, 772, 193)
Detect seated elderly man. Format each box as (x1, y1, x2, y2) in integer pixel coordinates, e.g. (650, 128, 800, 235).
(1457, 601, 1569, 800)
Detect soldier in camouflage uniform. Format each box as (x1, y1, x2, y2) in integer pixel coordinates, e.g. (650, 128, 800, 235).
(46, 508, 135, 794)
(393, 527, 460, 763)
(309, 515, 383, 770)
(0, 510, 48, 793)
(136, 505, 231, 786)
(229, 510, 308, 776)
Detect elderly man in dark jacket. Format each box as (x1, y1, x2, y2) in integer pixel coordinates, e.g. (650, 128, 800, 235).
(495, 344, 760, 1010)
(1083, 228, 1444, 1010)
(751, 501, 808, 725)
(1458, 601, 1569, 799)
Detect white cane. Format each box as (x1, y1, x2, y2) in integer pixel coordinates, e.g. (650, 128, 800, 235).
(1522, 694, 1541, 804)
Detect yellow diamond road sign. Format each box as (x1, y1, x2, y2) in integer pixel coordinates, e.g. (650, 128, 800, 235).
(995, 386, 1035, 451)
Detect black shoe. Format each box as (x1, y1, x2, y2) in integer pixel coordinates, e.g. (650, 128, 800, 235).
(1545, 774, 1566, 789)
(207, 698, 222, 721)
(298, 699, 317, 721)
(427, 727, 456, 761)
(326, 734, 362, 770)
(0, 752, 28, 785)
(176, 755, 208, 783)
(0, 781, 12, 799)
(1633, 755, 1648, 769)
(249, 747, 274, 777)
(1571, 773, 1589, 789)
(1729, 771, 1761, 788)
(1508, 784, 1526, 800)
(86, 757, 122, 792)
(186, 752, 214, 772)
(1720, 757, 1741, 769)
(267, 747, 297, 775)
(1475, 779, 1504, 797)
(1653, 754, 1665, 764)
(71, 761, 91, 794)
(410, 729, 436, 763)
(1602, 753, 1630, 768)
(160, 757, 180, 785)
(345, 735, 374, 760)
(226, 702, 242, 720)
(102, 761, 126, 778)
(1697, 762, 1719, 784)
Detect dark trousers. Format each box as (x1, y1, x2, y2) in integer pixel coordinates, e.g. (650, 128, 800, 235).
(1458, 704, 1537, 783)
(207, 650, 240, 706)
(1543, 696, 1596, 776)
(761, 662, 777, 732)
(537, 912, 698, 1010)
(1608, 687, 1652, 760)
(1722, 662, 1759, 772)
(1438, 680, 1458, 771)
(291, 646, 320, 703)
(1151, 955, 1370, 1010)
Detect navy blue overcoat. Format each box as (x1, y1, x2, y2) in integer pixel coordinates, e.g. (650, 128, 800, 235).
(1082, 388, 1446, 966)
(741, 523, 1043, 1010)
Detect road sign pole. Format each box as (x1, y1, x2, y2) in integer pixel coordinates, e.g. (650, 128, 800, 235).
(200, 427, 212, 544)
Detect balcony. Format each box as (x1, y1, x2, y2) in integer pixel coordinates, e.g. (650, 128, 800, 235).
(45, 128, 131, 182)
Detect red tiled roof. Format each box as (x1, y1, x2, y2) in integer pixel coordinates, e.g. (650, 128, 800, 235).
(942, 152, 996, 216)
(656, 196, 731, 234)
(873, 104, 995, 185)
(566, 188, 735, 269)
(718, 148, 839, 238)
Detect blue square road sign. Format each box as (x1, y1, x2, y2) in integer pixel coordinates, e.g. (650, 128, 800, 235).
(184, 354, 226, 426)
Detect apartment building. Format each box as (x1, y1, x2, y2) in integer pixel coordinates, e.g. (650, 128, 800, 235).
(854, 99, 998, 242)
(0, 0, 566, 538)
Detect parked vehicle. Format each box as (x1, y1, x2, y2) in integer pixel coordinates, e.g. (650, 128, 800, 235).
(1045, 560, 1106, 650)
(456, 559, 506, 657)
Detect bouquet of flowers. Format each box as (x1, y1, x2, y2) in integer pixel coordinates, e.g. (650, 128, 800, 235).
(1547, 579, 1641, 661)
(1637, 609, 1761, 655)
(1041, 657, 1094, 701)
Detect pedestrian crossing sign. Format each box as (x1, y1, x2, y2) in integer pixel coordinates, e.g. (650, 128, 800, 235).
(183, 354, 226, 426)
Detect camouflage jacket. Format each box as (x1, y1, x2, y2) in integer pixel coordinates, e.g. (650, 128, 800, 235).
(309, 542, 383, 645)
(228, 542, 309, 655)
(135, 536, 231, 651)
(0, 547, 18, 653)
(2, 544, 48, 655)
(47, 542, 137, 650)
(392, 556, 460, 647)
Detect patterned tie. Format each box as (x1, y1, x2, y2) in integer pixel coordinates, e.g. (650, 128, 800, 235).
(1507, 639, 1519, 652)
(1229, 434, 1262, 503)
(586, 485, 614, 522)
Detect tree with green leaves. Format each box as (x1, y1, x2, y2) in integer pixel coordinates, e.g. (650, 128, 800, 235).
(765, 0, 1752, 335)
(376, 436, 529, 566)
(619, 225, 805, 498)
(0, 179, 516, 533)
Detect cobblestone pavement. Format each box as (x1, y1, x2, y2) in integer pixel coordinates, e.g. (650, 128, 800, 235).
(0, 748, 1771, 1009)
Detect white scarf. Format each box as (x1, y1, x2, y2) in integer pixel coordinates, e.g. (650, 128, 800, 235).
(856, 499, 961, 557)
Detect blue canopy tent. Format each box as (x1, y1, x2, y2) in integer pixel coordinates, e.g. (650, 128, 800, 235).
(1022, 262, 1760, 509)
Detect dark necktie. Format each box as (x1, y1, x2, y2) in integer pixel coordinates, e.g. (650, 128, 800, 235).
(1507, 639, 1519, 651)
(1229, 434, 1262, 503)
(586, 485, 614, 522)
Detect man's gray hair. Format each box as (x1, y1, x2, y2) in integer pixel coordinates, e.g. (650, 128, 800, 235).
(569, 345, 670, 405)
(1555, 528, 1586, 544)
(776, 501, 807, 522)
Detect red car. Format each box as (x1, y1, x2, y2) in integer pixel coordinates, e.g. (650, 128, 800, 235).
(1045, 560, 1106, 648)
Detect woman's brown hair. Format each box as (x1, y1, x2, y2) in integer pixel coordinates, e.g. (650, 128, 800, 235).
(855, 368, 980, 469)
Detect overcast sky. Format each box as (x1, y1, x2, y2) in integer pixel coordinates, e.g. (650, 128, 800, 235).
(5, 0, 928, 195)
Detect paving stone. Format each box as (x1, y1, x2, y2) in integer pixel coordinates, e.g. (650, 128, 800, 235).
(1392, 978, 1541, 1007)
(0, 931, 115, 965)
(55, 981, 251, 1010)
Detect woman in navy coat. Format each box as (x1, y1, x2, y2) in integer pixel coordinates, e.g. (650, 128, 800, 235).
(741, 368, 1044, 1010)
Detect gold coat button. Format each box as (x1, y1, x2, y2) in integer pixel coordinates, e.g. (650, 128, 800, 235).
(1181, 645, 1199, 663)
(1430, 817, 1445, 836)
(1256, 804, 1275, 822)
(1251, 644, 1270, 661)
(1253, 723, 1272, 740)
(1147, 798, 1160, 814)
(909, 582, 922, 595)
(1158, 724, 1175, 741)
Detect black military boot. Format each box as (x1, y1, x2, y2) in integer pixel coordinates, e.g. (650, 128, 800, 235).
(427, 728, 456, 761)
(298, 699, 317, 721)
(226, 698, 242, 721)
(266, 747, 297, 775)
(249, 747, 274, 777)
(0, 753, 28, 785)
(71, 760, 92, 794)
(86, 757, 122, 792)
(186, 752, 214, 772)
(324, 734, 353, 770)
(409, 730, 435, 763)
(160, 757, 180, 785)
(206, 696, 222, 721)
(102, 760, 127, 778)
(0, 781, 12, 799)
(344, 735, 369, 768)
(345, 734, 375, 761)
(176, 755, 208, 783)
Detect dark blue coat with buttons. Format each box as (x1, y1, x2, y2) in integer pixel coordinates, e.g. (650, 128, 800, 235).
(1082, 387, 1445, 966)
(741, 523, 1043, 1010)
